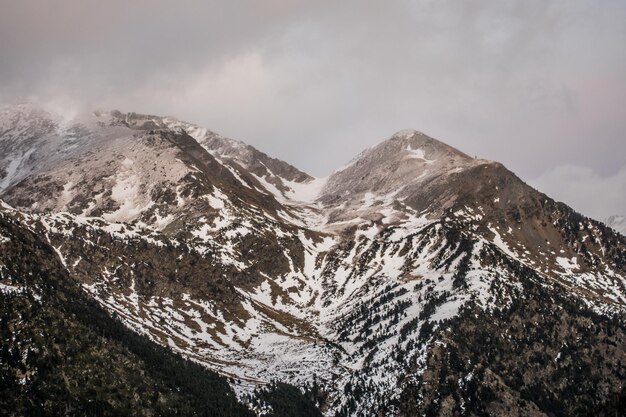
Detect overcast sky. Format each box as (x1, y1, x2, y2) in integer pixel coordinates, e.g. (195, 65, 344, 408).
(0, 0, 624, 220)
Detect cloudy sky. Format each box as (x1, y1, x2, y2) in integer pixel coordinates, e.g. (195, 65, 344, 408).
(1, 0, 624, 220)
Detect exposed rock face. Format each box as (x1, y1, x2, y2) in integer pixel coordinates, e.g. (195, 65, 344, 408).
(1, 104, 625, 416)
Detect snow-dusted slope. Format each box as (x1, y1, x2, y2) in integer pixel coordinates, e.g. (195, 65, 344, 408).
(314, 129, 496, 228)
(151, 113, 322, 204)
(0, 104, 91, 192)
(1, 104, 625, 416)
(320, 129, 482, 205)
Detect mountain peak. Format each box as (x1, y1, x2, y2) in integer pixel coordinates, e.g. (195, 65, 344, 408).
(391, 128, 422, 138)
(318, 130, 485, 210)
(387, 128, 472, 158)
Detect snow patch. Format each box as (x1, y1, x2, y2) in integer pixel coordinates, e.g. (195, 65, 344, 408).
(405, 144, 434, 164)
(0, 148, 36, 191)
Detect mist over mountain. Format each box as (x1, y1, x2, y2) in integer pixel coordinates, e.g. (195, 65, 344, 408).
(606, 215, 626, 236)
(1, 104, 625, 416)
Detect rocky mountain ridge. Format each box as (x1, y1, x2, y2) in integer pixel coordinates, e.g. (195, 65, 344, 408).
(1, 103, 624, 416)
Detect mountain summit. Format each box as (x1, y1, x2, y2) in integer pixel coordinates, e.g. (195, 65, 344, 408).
(320, 129, 479, 203)
(1, 104, 624, 416)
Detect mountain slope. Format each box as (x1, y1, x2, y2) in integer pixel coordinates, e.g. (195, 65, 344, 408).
(318, 129, 625, 308)
(398, 279, 626, 417)
(0, 204, 253, 416)
(1, 104, 624, 416)
(114, 110, 319, 202)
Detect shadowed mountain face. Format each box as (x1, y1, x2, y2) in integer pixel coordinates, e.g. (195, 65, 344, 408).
(1, 104, 625, 416)
(0, 205, 254, 417)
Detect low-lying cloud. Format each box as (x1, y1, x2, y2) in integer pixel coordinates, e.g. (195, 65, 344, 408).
(530, 166, 626, 220)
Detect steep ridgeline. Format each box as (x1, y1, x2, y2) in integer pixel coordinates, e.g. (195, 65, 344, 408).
(1, 103, 625, 417)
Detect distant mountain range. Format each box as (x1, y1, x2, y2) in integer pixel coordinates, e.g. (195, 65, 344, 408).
(1, 103, 624, 416)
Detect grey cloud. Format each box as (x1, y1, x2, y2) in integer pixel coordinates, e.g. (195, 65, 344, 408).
(530, 165, 626, 220)
(0, 0, 624, 218)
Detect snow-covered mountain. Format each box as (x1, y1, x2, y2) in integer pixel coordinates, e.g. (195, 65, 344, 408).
(1, 103, 625, 416)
